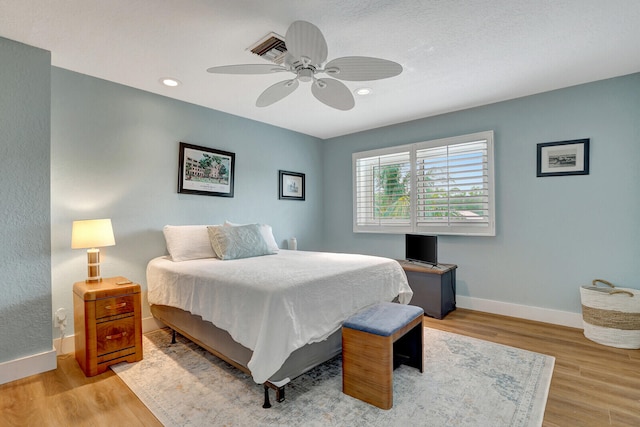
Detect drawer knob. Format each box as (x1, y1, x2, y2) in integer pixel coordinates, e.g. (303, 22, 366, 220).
(105, 302, 127, 310)
(106, 331, 128, 340)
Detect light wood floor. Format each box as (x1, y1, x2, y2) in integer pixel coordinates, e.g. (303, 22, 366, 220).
(1, 309, 638, 426)
(423, 309, 640, 427)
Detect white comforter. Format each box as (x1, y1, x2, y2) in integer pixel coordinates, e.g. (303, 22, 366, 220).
(146, 250, 412, 383)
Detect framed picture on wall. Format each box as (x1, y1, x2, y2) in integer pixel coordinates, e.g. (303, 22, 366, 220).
(537, 139, 590, 177)
(178, 142, 235, 197)
(279, 170, 305, 201)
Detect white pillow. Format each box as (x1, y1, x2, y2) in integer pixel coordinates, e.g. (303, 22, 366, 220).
(207, 224, 276, 260)
(224, 221, 279, 251)
(163, 225, 218, 262)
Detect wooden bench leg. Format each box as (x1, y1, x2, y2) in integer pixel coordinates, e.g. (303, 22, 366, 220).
(394, 322, 424, 372)
(342, 328, 393, 410)
(342, 311, 424, 410)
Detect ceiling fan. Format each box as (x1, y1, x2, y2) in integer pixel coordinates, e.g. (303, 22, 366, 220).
(206, 21, 403, 111)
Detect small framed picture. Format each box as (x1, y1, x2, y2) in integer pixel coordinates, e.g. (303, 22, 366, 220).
(178, 142, 235, 197)
(537, 139, 590, 177)
(279, 170, 305, 201)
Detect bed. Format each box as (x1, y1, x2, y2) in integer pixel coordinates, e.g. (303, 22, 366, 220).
(146, 224, 412, 405)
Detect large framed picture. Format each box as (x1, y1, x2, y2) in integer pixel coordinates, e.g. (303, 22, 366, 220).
(178, 142, 235, 197)
(279, 170, 305, 201)
(537, 139, 590, 177)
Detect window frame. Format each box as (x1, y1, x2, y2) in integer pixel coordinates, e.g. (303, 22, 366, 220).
(352, 130, 495, 236)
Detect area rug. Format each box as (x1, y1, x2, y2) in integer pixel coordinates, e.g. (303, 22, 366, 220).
(112, 327, 554, 427)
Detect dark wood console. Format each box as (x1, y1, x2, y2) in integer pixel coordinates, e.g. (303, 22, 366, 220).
(397, 261, 457, 319)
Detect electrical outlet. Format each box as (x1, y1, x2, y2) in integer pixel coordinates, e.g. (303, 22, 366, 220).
(54, 308, 67, 329)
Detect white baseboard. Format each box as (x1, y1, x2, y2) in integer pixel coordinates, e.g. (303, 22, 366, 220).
(0, 347, 57, 385)
(456, 295, 583, 329)
(143, 315, 165, 332)
(1, 299, 578, 386)
(52, 304, 582, 358)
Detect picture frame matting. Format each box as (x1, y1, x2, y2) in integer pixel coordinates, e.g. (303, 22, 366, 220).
(279, 170, 305, 201)
(536, 138, 590, 177)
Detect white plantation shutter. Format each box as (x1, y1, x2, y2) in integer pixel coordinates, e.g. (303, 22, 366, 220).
(353, 131, 495, 236)
(415, 134, 494, 235)
(353, 146, 412, 233)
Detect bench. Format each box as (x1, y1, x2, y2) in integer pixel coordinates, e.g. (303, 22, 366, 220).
(342, 302, 424, 409)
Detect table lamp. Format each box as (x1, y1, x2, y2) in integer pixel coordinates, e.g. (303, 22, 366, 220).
(71, 218, 116, 283)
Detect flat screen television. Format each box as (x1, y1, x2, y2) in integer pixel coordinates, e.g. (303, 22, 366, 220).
(405, 234, 438, 266)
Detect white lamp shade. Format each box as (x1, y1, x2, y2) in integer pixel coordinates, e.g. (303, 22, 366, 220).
(71, 219, 116, 249)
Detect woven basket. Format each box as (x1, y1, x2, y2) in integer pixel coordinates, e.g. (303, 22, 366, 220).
(580, 279, 640, 349)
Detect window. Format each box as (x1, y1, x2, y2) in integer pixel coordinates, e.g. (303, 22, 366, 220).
(354, 147, 412, 231)
(353, 131, 495, 236)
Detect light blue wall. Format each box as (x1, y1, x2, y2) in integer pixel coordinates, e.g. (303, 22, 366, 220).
(3, 33, 638, 373)
(0, 38, 52, 363)
(51, 68, 323, 333)
(323, 73, 640, 314)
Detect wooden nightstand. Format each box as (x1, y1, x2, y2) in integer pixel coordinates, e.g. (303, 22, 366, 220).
(73, 276, 143, 376)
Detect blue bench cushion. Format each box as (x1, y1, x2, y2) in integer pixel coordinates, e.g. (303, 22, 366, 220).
(343, 302, 424, 337)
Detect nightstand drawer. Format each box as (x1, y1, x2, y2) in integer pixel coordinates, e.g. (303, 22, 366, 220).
(95, 295, 135, 319)
(96, 316, 136, 356)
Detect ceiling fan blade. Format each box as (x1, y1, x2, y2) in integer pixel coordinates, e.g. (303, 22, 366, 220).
(323, 56, 403, 81)
(207, 64, 287, 74)
(256, 79, 299, 107)
(311, 78, 355, 111)
(285, 21, 328, 65)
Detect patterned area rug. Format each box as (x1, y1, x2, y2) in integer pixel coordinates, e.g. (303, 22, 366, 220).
(112, 327, 554, 426)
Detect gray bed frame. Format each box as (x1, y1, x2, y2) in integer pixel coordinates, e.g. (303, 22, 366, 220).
(150, 304, 342, 407)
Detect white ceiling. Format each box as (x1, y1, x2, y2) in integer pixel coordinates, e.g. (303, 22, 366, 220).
(2, 0, 639, 139)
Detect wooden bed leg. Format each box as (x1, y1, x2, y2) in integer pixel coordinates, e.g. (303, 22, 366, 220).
(262, 385, 272, 409)
(171, 329, 177, 344)
(275, 386, 285, 403)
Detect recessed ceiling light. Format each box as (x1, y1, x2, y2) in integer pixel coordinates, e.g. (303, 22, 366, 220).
(355, 87, 372, 96)
(160, 78, 181, 87)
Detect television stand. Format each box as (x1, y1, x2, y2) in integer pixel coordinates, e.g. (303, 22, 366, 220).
(397, 260, 457, 319)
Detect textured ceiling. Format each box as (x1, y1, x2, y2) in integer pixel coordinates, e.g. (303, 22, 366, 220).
(1, 0, 639, 139)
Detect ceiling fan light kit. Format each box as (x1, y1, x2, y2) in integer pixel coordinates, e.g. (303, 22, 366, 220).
(207, 21, 402, 111)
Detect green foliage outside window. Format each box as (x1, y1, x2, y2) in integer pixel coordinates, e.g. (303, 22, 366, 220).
(375, 161, 486, 220)
(374, 164, 410, 219)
